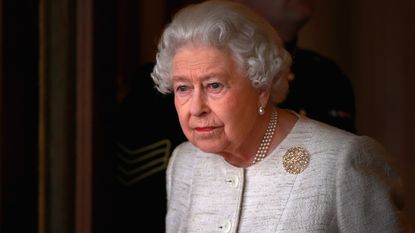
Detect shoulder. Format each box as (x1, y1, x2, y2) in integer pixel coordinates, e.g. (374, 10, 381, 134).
(307, 118, 391, 167)
(287, 116, 401, 231)
(168, 142, 200, 170)
(166, 141, 227, 193)
(166, 142, 204, 184)
(295, 115, 356, 147)
(300, 116, 398, 192)
(294, 116, 393, 168)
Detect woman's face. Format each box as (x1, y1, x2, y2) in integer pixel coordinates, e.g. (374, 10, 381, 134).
(172, 45, 262, 155)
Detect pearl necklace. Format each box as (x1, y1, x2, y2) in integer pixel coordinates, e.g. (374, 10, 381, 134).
(251, 111, 278, 165)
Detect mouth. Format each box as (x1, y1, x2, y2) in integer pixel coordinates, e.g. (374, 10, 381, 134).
(195, 126, 217, 132)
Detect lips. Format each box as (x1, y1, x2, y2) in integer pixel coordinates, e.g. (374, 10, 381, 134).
(195, 126, 217, 132)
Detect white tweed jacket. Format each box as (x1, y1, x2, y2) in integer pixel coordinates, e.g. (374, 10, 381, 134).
(165, 115, 400, 233)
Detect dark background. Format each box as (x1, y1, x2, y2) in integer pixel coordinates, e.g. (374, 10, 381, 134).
(1, 0, 414, 232)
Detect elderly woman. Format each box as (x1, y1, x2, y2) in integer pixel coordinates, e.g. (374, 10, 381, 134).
(151, 0, 401, 232)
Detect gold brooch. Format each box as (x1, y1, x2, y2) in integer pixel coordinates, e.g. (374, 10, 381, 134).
(283, 147, 310, 174)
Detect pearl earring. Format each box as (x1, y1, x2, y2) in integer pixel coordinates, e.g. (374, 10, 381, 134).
(258, 105, 265, 115)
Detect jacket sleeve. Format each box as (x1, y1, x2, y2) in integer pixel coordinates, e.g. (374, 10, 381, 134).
(334, 136, 403, 233)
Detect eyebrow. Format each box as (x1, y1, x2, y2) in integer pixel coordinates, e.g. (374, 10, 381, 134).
(172, 76, 188, 83)
(172, 71, 227, 82)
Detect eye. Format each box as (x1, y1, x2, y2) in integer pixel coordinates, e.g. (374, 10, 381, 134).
(207, 82, 222, 90)
(176, 85, 189, 93)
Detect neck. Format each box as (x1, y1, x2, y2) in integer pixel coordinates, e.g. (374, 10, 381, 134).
(221, 109, 279, 168)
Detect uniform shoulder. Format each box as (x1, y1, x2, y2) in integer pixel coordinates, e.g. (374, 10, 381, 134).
(293, 48, 348, 81)
(294, 48, 339, 66)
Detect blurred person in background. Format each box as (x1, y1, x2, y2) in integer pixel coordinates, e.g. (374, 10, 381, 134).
(235, 0, 357, 133)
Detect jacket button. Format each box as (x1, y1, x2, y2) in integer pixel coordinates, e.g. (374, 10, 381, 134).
(219, 219, 232, 233)
(225, 175, 239, 188)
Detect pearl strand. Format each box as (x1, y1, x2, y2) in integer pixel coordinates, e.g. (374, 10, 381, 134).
(251, 111, 278, 165)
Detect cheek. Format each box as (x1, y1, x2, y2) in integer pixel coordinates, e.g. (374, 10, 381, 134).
(223, 92, 258, 130)
(174, 100, 188, 126)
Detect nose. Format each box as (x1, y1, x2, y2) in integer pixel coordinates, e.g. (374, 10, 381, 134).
(189, 87, 208, 116)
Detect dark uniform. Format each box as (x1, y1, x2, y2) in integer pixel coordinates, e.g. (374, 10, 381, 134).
(280, 42, 356, 133)
(112, 63, 186, 233)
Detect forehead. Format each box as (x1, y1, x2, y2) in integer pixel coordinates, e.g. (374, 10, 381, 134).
(172, 45, 240, 76)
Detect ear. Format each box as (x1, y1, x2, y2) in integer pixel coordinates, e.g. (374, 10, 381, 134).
(258, 87, 271, 108)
